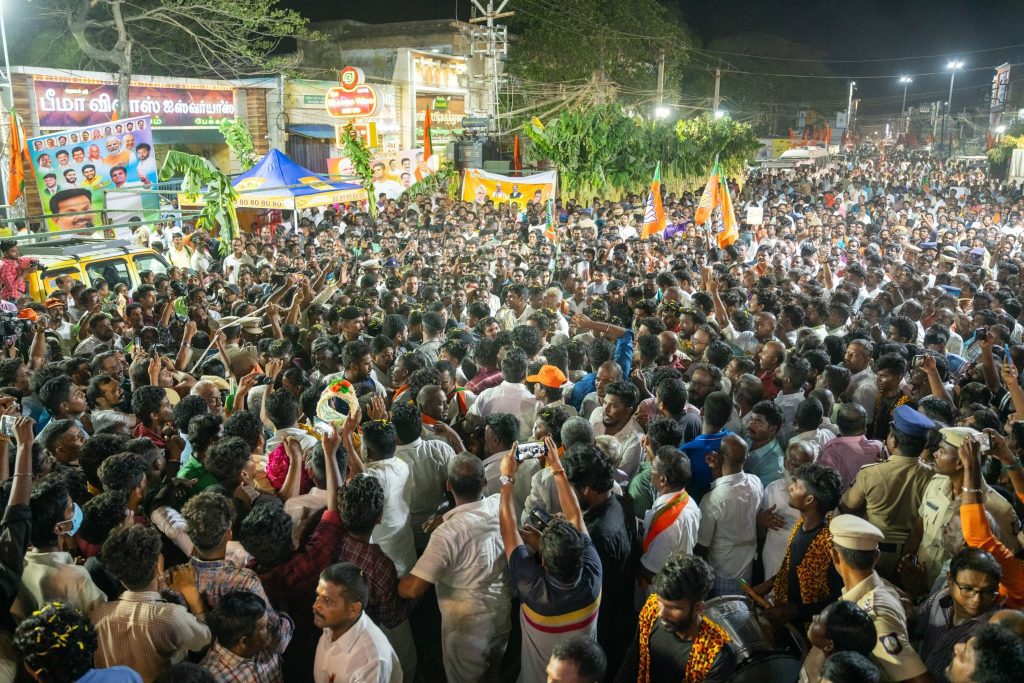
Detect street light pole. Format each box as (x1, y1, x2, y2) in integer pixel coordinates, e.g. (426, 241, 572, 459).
(899, 76, 912, 134)
(846, 81, 856, 145)
(943, 61, 963, 155)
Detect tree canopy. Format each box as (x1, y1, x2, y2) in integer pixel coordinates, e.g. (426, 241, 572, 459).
(505, 0, 698, 105)
(18, 0, 317, 113)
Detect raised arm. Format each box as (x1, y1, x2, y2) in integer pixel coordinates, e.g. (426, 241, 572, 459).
(9, 417, 33, 504)
(545, 436, 587, 535)
(706, 270, 729, 330)
(571, 311, 627, 341)
(322, 425, 343, 513)
(1000, 359, 1024, 417)
(499, 445, 524, 561)
(175, 321, 198, 371)
(276, 436, 304, 502)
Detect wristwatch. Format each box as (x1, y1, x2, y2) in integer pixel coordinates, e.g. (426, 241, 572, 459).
(500, 474, 515, 487)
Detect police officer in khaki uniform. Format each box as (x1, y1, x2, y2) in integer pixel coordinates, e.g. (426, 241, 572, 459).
(903, 426, 1021, 586)
(829, 514, 931, 683)
(840, 405, 937, 576)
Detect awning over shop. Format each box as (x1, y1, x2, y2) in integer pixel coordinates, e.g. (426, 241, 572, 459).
(286, 124, 335, 139)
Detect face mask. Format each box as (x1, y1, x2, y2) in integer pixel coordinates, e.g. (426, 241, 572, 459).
(62, 503, 83, 537)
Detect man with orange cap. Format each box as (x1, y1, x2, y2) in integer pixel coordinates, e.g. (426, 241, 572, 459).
(527, 364, 578, 417)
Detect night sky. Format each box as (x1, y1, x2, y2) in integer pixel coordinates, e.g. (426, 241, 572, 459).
(291, 0, 1024, 118)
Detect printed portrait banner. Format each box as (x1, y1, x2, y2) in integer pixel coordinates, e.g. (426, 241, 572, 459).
(461, 168, 557, 210)
(34, 77, 236, 130)
(28, 115, 160, 234)
(327, 148, 437, 200)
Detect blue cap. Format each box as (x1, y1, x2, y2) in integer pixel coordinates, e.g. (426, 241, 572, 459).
(892, 405, 937, 438)
(920, 242, 937, 251)
(941, 285, 962, 296)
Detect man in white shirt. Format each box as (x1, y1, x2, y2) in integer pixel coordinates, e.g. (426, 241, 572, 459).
(465, 348, 539, 442)
(639, 446, 701, 585)
(759, 441, 813, 579)
(843, 339, 878, 425)
(167, 232, 193, 270)
(392, 403, 457, 550)
(589, 380, 644, 478)
(313, 562, 401, 683)
(264, 390, 321, 457)
(347, 420, 416, 576)
(695, 435, 763, 596)
(222, 241, 255, 284)
(398, 454, 512, 683)
(784, 397, 836, 458)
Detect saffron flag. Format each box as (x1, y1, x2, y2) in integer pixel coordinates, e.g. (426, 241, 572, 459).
(423, 108, 433, 160)
(544, 198, 556, 242)
(7, 110, 30, 206)
(694, 162, 721, 225)
(513, 134, 522, 173)
(718, 175, 738, 248)
(641, 162, 666, 238)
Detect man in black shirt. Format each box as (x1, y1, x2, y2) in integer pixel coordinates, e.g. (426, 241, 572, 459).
(616, 554, 736, 683)
(562, 443, 635, 668)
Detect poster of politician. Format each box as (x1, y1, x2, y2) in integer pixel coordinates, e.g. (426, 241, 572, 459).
(461, 169, 557, 211)
(327, 148, 437, 200)
(28, 115, 159, 234)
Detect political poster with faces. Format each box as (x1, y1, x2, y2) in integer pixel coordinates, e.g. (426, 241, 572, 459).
(28, 115, 160, 235)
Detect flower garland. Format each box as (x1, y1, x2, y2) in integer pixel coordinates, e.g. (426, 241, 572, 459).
(635, 593, 732, 683)
(773, 515, 834, 606)
(874, 392, 910, 431)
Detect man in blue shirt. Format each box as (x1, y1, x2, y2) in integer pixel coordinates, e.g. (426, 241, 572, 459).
(744, 400, 786, 487)
(679, 391, 732, 502)
(567, 315, 633, 410)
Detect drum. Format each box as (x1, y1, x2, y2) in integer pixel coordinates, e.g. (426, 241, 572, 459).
(702, 595, 804, 680)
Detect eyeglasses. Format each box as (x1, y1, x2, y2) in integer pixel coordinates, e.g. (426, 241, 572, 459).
(952, 579, 1000, 600)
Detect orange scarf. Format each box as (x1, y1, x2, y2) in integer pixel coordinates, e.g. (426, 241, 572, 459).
(773, 515, 834, 605)
(643, 491, 690, 552)
(636, 593, 731, 683)
(447, 388, 468, 417)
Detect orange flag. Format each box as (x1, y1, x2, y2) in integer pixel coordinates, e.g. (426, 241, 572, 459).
(717, 175, 738, 248)
(423, 108, 432, 160)
(694, 162, 721, 225)
(513, 134, 521, 173)
(641, 163, 666, 238)
(7, 110, 29, 206)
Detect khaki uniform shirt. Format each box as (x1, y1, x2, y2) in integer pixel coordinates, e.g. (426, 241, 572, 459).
(842, 573, 927, 683)
(841, 454, 935, 544)
(918, 474, 1021, 585)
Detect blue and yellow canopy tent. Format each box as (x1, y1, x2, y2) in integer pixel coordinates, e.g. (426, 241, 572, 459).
(179, 148, 366, 213)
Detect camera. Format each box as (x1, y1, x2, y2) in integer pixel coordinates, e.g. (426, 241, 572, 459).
(0, 314, 29, 338)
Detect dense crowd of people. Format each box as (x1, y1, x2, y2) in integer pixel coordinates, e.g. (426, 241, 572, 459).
(0, 147, 1022, 683)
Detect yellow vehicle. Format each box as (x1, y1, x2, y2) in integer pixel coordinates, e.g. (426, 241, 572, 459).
(21, 238, 170, 303)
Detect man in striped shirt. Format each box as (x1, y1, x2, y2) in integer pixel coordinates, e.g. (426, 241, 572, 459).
(499, 436, 603, 682)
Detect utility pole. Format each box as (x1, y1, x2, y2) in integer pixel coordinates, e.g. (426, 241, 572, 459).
(942, 61, 963, 156)
(712, 67, 721, 114)
(468, 1, 512, 131)
(845, 81, 856, 145)
(899, 76, 912, 134)
(656, 50, 665, 109)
